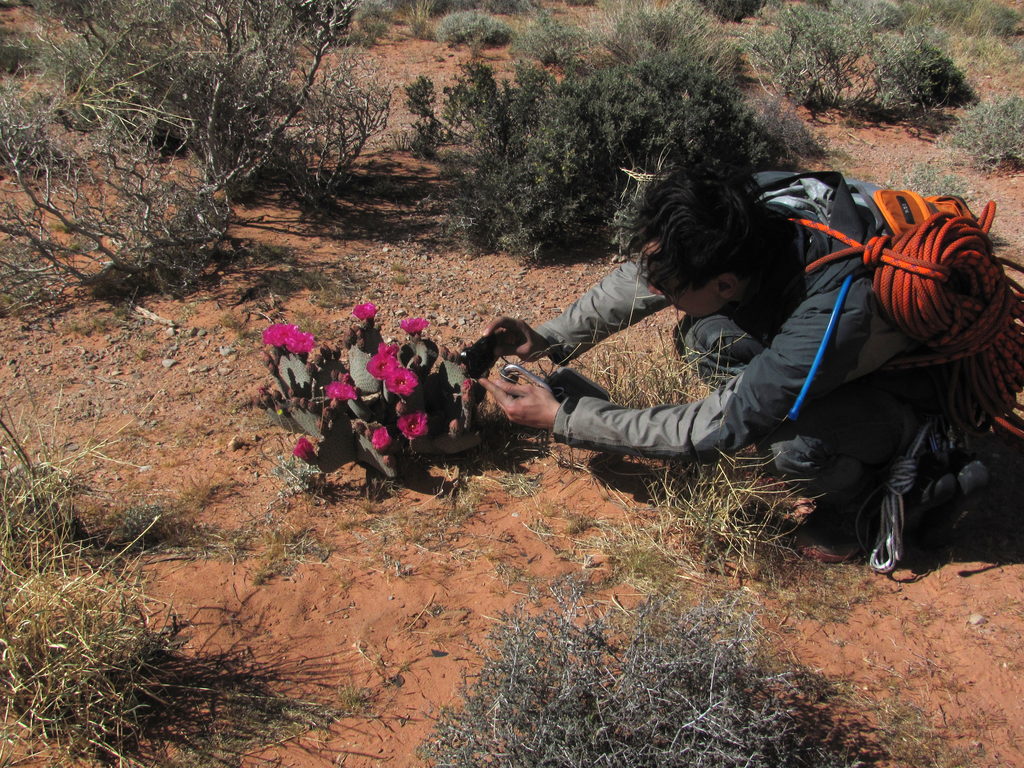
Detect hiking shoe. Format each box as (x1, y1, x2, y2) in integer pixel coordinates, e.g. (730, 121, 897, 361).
(793, 521, 861, 563)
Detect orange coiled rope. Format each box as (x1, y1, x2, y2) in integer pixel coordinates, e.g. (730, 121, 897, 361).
(795, 202, 1024, 440)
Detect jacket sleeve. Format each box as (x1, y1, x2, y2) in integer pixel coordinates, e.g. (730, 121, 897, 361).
(536, 261, 669, 364)
(551, 277, 909, 461)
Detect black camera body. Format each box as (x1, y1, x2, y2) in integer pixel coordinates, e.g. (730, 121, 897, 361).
(458, 334, 499, 379)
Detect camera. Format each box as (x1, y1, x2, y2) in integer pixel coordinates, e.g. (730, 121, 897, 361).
(458, 334, 499, 379)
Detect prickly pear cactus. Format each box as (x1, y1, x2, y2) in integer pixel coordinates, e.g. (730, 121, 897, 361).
(254, 304, 486, 481)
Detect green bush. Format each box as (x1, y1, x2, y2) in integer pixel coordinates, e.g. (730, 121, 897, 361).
(424, 590, 849, 767)
(512, 14, 592, 70)
(436, 10, 512, 46)
(887, 162, 969, 199)
(695, 0, 767, 23)
(595, 0, 741, 78)
(949, 96, 1024, 170)
(746, 4, 971, 117)
(874, 31, 973, 112)
(406, 54, 777, 255)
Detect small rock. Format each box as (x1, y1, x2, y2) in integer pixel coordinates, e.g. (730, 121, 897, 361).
(137, 465, 152, 473)
(967, 613, 988, 626)
(219, 345, 235, 356)
(217, 365, 231, 376)
(228, 436, 245, 451)
(161, 358, 177, 368)
(188, 327, 199, 338)
(85, 364, 98, 370)
(163, 326, 176, 338)
(197, 328, 207, 337)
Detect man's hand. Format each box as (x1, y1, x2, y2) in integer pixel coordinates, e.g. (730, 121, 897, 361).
(482, 317, 550, 361)
(478, 376, 560, 431)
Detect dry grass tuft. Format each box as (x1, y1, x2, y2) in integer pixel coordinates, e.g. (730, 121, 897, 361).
(0, 418, 175, 763)
(574, 332, 800, 583)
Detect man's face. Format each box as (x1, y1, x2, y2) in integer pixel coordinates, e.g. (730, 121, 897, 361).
(647, 278, 734, 318)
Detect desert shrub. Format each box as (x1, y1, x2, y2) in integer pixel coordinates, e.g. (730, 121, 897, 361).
(407, 54, 776, 255)
(424, 589, 848, 767)
(874, 32, 973, 113)
(435, 9, 512, 46)
(512, 13, 592, 70)
(746, 3, 971, 117)
(350, 0, 395, 45)
(748, 94, 823, 163)
(594, 0, 741, 78)
(948, 95, 1024, 170)
(0, 0, 391, 294)
(0, 90, 230, 293)
(695, 0, 767, 23)
(406, 0, 439, 38)
(745, 4, 874, 110)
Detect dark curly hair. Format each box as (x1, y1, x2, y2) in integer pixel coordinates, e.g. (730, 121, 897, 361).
(631, 168, 793, 295)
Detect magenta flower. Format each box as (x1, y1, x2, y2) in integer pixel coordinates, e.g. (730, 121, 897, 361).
(263, 323, 299, 347)
(352, 302, 377, 321)
(284, 329, 316, 355)
(385, 366, 419, 397)
(325, 380, 358, 400)
(371, 427, 393, 451)
(292, 437, 316, 462)
(400, 317, 429, 335)
(367, 350, 400, 380)
(377, 342, 399, 359)
(397, 411, 428, 439)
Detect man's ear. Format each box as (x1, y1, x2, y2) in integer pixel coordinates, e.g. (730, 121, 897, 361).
(715, 273, 742, 300)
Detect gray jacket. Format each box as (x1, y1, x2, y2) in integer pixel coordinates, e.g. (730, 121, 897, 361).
(538, 172, 921, 461)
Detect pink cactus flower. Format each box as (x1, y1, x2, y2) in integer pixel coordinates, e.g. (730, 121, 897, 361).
(371, 426, 393, 451)
(385, 366, 419, 397)
(284, 329, 316, 355)
(352, 302, 377, 321)
(377, 342, 399, 359)
(292, 437, 317, 462)
(400, 317, 429, 335)
(367, 350, 400, 380)
(325, 380, 358, 400)
(263, 323, 299, 347)
(397, 411, 428, 439)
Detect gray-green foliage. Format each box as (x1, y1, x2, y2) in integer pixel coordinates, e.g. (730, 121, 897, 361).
(746, 3, 972, 116)
(436, 10, 512, 46)
(406, 54, 778, 256)
(512, 14, 592, 70)
(595, 0, 741, 78)
(906, 0, 1022, 37)
(948, 96, 1024, 170)
(425, 589, 850, 767)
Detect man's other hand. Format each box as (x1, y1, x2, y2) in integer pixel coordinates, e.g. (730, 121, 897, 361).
(478, 376, 560, 431)
(481, 317, 549, 361)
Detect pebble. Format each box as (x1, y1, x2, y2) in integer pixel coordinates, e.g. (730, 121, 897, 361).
(197, 329, 207, 337)
(967, 613, 988, 626)
(164, 327, 176, 338)
(219, 346, 234, 356)
(137, 466, 152, 473)
(217, 366, 231, 376)
(161, 358, 177, 368)
(228, 436, 245, 451)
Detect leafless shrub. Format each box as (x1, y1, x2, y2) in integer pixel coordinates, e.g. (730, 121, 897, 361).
(424, 586, 849, 767)
(0, 90, 229, 293)
(0, 0, 391, 296)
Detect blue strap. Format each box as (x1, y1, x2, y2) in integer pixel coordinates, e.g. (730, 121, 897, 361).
(787, 273, 854, 421)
